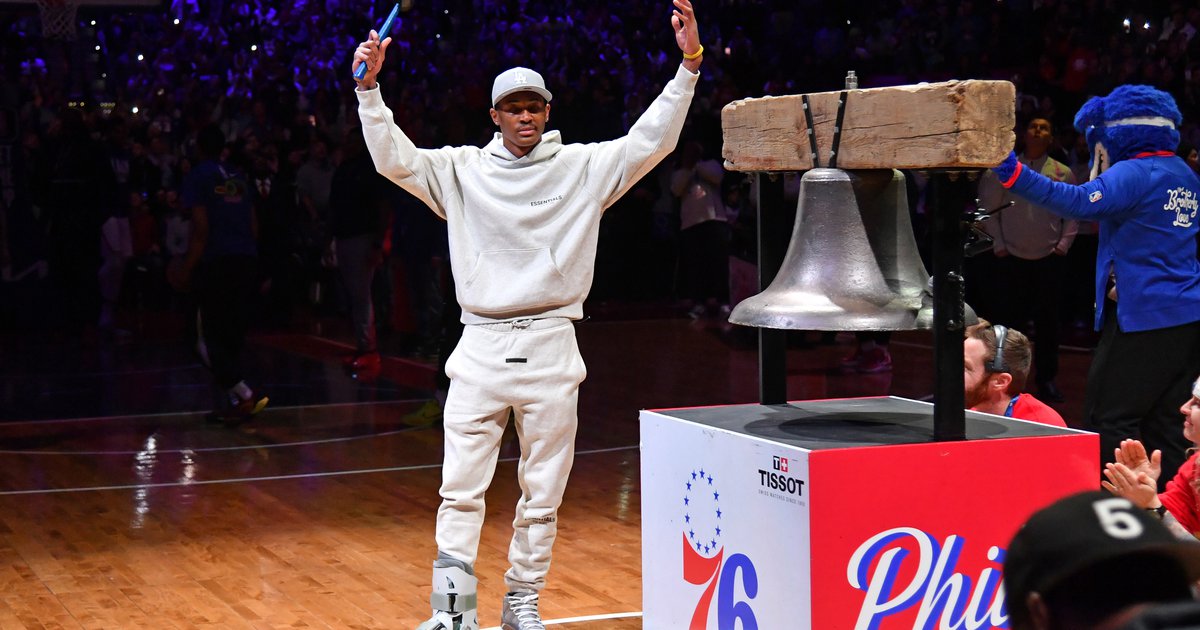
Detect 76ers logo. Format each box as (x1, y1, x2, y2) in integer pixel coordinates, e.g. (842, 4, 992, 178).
(682, 468, 759, 629)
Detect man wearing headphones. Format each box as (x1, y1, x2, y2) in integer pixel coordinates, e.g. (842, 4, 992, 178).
(964, 319, 1067, 427)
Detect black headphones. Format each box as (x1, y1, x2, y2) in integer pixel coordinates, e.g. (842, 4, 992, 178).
(988, 325, 1010, 373)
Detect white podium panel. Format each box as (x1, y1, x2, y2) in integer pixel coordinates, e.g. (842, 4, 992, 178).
(642, 409, 812, 629)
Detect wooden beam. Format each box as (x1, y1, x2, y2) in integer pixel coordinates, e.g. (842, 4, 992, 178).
(721, 80, 1015, 172)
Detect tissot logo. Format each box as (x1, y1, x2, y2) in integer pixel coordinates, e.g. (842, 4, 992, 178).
(758, 469, 805, 497)
(773, 456, 788, 473)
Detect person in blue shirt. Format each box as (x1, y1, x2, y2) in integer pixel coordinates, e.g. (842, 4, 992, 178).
(992, 84, 1200, 487)
(170, 124, 268, 425)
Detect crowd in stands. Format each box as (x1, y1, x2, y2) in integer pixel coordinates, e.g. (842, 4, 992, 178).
(3, 0, 1200, 346)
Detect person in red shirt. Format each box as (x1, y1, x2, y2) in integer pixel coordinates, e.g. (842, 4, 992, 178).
(1103, 375, 1200, 540)
(963, 319, 1067, 427)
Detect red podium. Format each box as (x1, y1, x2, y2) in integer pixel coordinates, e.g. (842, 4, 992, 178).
(640, 396, 1097, 629)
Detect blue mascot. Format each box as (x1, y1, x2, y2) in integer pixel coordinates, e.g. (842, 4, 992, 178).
(993, 85, 1200, 488)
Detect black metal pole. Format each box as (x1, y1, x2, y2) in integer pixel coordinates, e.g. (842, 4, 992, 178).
(755, 173, 788, 405)
(928, 171, 974, 441)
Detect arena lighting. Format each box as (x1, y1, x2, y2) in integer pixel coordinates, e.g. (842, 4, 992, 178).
(137, 53, 144, 61)
(250, 44, 258, 51)
(1144, 21, 1151, 29)
(131, 106, 139, 114)
(89, 20, 95, 25)
(173, 18, 179, 25)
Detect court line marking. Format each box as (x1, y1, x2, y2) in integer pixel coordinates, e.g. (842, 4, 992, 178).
(264, 333, 441, 371)
(0, 445, 638, 496)
(2, 363, 205, 379)
(481, 611, 642, 629)
(0, 427, 427, 455)
(0, 398, 431, 427)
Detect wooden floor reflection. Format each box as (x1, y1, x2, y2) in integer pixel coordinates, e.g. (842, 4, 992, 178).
(0, 315, 1093, 628)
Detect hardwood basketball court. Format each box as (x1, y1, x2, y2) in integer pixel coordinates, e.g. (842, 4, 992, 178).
(0, 315, 1090, 628)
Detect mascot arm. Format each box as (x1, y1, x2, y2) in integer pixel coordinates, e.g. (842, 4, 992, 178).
(1003, 160, 1140, 221)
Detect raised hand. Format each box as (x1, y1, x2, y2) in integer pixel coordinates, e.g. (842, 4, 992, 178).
(352, 29, 393, 90)
(671, 0, 702, 69)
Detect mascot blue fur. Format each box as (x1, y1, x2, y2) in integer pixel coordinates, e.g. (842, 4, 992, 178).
(990, 84, 1200, 497)
(1076, 84, 1182, 173)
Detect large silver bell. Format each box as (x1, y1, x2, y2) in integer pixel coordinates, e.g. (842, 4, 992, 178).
(728, 168, 930, 331)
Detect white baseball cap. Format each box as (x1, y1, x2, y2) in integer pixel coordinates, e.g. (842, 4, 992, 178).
(491, 67, 553, 106)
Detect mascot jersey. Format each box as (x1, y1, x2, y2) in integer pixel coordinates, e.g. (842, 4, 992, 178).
(1000, 155, 1200, 332)
(997, 84, 1200, 333)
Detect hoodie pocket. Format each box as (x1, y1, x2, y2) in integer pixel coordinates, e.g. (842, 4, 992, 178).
(460, 247, 574, 316)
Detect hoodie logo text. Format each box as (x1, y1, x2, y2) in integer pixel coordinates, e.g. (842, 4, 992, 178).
(1164, 186, 1198, 227)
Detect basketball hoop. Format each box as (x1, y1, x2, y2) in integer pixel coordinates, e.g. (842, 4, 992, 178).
(35, 0, 79, 40)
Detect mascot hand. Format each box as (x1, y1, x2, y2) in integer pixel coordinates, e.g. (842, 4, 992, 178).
(992, 151, 1019, 181)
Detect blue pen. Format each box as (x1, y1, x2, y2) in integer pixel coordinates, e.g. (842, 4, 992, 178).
(354, 4, 401, 81)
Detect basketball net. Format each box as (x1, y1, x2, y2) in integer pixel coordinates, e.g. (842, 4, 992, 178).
(35, 0, 79, 40)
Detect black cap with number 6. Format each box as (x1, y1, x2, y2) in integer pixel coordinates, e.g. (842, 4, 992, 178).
(1004, 491, 1200, 629)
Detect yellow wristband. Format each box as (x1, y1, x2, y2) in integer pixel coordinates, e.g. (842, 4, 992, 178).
(683, 45, 704, 60)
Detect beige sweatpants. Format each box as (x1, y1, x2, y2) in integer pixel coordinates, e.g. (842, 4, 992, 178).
(436, 317, 587, 593)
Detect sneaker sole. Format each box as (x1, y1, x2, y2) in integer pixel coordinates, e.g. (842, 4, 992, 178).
(219, 396, 270, 427)
(248, 396, 269, 415)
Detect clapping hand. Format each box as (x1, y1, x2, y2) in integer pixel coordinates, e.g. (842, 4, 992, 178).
(1101, 439, 1162, 509)
(1102, 461, 1160, 509)
(1114, 438, 1161, 482)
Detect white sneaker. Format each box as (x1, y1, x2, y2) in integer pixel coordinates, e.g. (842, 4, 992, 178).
(501, 591, 546, 630)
